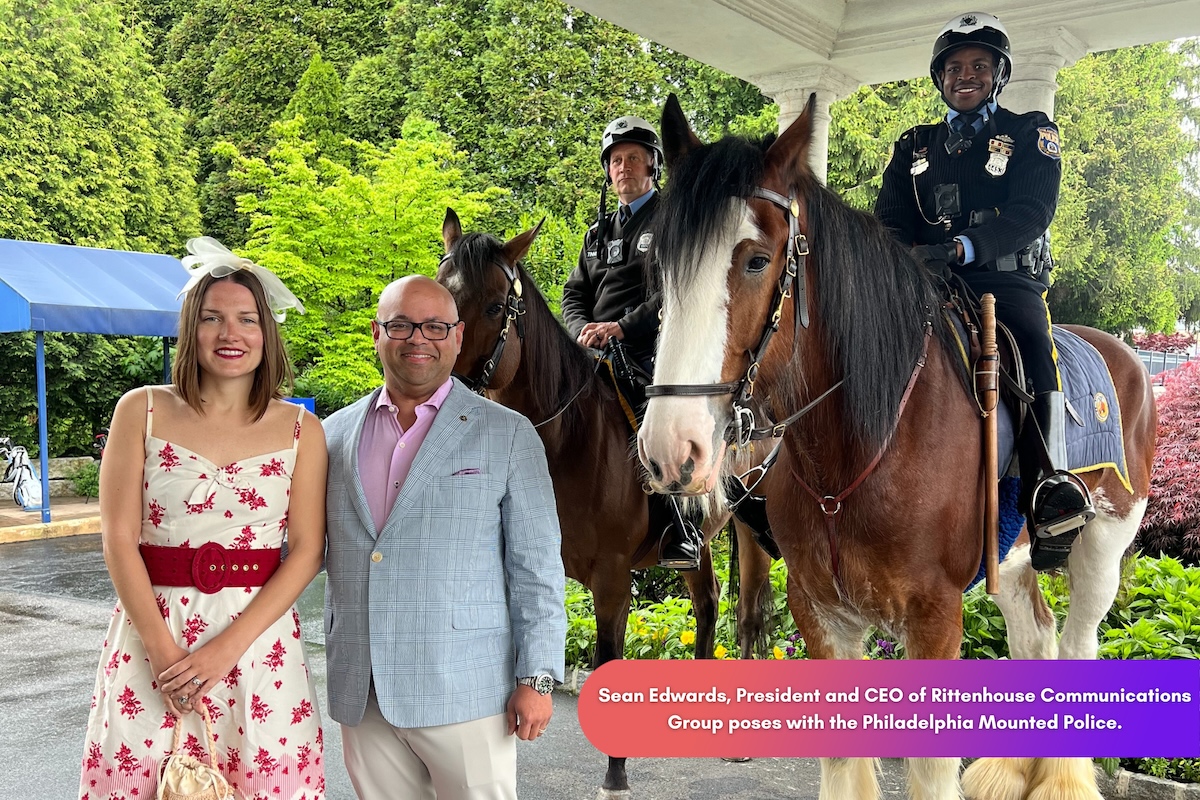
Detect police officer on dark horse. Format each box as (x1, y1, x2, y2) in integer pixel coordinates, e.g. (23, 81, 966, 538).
(562, 115, 705, 570)
(875, 11, 1094, 571)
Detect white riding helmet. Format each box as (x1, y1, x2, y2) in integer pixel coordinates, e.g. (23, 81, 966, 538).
(930, 12, 1013, 101)
(600, 115, 664, 183)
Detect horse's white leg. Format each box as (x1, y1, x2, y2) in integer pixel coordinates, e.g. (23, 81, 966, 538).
(907, 756, 964, 800)
(1020, 500, 1138, 800)
(815, 620, 880, 800)
(1058, 499, 1143, 660)
(992, 543, 1057, 659)
(902, 604, 964, 800)
(820, 757, 882, 800)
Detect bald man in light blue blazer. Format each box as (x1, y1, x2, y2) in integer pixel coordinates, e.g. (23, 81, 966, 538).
(324, 276, 566, 800)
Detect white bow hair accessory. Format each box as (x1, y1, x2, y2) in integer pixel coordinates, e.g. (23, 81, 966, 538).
(179, 237, 306, 323)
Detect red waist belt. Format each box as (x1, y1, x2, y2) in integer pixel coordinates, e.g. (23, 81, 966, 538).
(139, 543, 281, 594)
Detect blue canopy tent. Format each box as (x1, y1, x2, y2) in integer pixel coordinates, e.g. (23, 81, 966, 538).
(0, 239, 188, 522)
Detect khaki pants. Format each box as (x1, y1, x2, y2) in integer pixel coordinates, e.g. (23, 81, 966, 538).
(342, 685, 517, 800)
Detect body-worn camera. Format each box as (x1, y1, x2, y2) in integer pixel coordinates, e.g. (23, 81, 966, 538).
(933, 183, 961, 222)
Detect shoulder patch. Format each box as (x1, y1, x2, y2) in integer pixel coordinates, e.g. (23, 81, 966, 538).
(1036, 127, 1061, 160)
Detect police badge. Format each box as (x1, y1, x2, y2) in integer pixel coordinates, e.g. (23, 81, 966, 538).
(985, 135, 1012, 176)
(636, 232, 653, 253)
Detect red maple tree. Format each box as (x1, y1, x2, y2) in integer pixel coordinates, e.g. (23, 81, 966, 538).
(1137, 361, 1200, 564)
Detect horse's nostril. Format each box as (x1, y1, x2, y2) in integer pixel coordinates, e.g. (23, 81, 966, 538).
(648, 460, 663, 481)
(680, 457, 695, 482)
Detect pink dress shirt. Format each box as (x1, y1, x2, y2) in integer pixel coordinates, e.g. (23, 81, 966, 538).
(357, 379, 454, 533)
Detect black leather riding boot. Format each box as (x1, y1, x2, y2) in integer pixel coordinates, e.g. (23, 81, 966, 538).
(659, 497, 702, 571)
(1028, 391, 1095, 571)
(723, 475, 781, 560)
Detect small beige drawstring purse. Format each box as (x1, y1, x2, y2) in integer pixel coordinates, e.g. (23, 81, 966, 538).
(157, 704, 235, 800)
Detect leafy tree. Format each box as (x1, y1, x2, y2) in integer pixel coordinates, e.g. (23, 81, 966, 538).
(0, 333, 162, 457)
(221, 116, 502, 411)
(648, 48, 769, 141)
(285, 53, 351, 162)
(826, 80, 943, 210)
(0, 0, 198, 456)
(342, 53, 411, 144)
(0, 0, 197, 251)
(160, 0, 391, 242)
(381, 0, 769, 229)
(1048, 44, 1194, 333)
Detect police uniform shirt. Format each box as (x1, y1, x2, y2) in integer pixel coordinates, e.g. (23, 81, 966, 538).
(875, 105, 1062, 269)
(561, 192, 661, 363)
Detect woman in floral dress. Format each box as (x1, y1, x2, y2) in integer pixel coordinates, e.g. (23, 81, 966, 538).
(79, 239, 327, 800)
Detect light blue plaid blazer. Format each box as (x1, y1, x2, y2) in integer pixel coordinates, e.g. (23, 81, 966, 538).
(323, 380, 566, 728)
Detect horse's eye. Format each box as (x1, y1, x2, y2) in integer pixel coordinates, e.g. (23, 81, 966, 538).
(747, 255, 771, 274)
(486, 303, 505, 318)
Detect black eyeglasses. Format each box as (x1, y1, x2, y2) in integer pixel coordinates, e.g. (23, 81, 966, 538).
(376, 320, 461, 341)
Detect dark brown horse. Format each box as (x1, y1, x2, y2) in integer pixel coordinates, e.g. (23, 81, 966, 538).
(437, 209, 775, 797)
(637, 96, 1157, 800)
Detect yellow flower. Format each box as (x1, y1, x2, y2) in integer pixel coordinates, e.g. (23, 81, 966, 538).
(679, 630, 696, 646)
(714, 644, 728, 659)
(773, 645, 785, 660)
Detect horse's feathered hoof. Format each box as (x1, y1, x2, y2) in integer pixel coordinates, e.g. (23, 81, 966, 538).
(596, 789, 633, 800)
(961, 757, 1029, 800)
(1024, 758, 1103, 800)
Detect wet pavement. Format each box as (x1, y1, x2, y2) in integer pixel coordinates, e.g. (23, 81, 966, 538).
(0, 535, 915, 799)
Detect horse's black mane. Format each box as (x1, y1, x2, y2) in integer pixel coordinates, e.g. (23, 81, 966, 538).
(448, 232, 596, 434)
(656, 135, 954, 451)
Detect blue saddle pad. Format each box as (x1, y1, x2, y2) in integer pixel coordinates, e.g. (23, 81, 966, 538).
(1054, 326, 1132, 489)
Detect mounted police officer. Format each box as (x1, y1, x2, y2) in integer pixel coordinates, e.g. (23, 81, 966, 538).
(561, 115, 702, 571)
(875, 11, 1094, 571)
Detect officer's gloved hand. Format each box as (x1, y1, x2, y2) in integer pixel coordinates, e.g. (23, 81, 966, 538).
(910, 242, 958, 270)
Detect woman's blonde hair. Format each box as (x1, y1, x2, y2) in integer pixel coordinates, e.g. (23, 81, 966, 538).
(173, 271, 294, 421)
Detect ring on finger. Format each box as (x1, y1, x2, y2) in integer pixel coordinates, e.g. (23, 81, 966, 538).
(190, 677, 203, 688)
(178, 694, 189, 704)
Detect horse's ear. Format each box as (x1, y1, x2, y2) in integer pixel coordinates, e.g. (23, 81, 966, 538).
(765, 93, 815, 180)
(660, 93, 702, 172)
(502, 217, 544, 266)
(442, 207, 463, 253)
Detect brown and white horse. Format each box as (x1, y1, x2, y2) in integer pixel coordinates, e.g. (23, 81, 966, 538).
(437, 209, 776, 798)
(636, 95, 1157, 800)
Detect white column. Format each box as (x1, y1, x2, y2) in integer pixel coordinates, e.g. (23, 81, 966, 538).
(754, 66, 861, 184)
(1002, 29, 1087, 118)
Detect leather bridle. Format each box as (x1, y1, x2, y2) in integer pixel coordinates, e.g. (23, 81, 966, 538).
(442, 251, 526, 394)
(644, 186, 841, 450)
(640, 184, 936, 595)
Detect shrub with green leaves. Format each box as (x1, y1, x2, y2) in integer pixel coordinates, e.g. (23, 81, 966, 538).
(68, 460, 100, 500)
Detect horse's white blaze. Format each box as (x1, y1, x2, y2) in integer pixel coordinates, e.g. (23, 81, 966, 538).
(639, 202, 760, 491)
